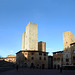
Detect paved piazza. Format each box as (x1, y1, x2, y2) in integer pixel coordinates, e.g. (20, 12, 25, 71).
(0, 68, 75, 75)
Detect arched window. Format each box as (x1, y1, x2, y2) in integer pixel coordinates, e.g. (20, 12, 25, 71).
(31, 63, 34, 68)
(57, 58, 60, 61)
(54, 58, 56, 61)
(44, 57, 46, 60)
(39, 57, 41, 60)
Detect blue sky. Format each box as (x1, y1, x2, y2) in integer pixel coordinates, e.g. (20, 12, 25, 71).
(0, 0, 75, 57)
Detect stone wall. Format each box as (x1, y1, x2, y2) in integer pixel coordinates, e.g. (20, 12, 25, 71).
(16, 51, 48, 69)
(53, 51, 63, 69)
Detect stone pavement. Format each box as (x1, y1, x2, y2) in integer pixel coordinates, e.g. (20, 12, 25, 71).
(0, 68, 75, 75)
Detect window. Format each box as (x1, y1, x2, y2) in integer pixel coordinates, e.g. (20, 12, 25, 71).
(73, 56, 75, 60)
(39, 57, 41, 60)
(31, 57, 34, 60)
(66, 59, 69, 62)
(37, 64, 39, 66)
(44, 53, 46, 56)
(57, 58, 60, 61)
(25, 53, 27, 55)
(44, 57, 46, 60)
(73, 63, 75, 65)
(62, 52, 63, 54)
(62, 58, 63, 61)
(39, 52, 42, 55)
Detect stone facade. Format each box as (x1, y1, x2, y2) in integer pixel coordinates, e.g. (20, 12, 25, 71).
(16, 50, 48, 69)
(38, 41, 46, 52)
(53, 51, 63, 69)
(63, 31, 75, 65)
(16, 22, 49, 69)
(24, 22, 38, 51)
(63, 31, 74, 50)
(53, 31, 75, 69)
(70, 43, 75, 65)
(63, 49, 72, 65)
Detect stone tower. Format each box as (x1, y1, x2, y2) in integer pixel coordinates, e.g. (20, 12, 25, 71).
(17, 22, 48, 69)
(38, 41, 46, 52)
(22, 32, 25, 50)
(63, 31, 74, 50)
(63, 31, 75, 65)
(22, 22, 38, 51)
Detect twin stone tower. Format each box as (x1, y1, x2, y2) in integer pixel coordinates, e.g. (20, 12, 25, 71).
(22, 22, 38, 51)
(16, 22, 48, 68)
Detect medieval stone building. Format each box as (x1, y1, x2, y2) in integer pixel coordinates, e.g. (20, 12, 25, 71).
(53, 31, 75, 69)
(16, 22, 48, 69)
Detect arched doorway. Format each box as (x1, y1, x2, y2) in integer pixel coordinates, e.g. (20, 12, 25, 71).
(54, 64, 56, 69)
(31, 63, 34, 68)
(57, 64, 60, 70)
(42, 64, 45, 69)
(24, 63, 27, 67)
